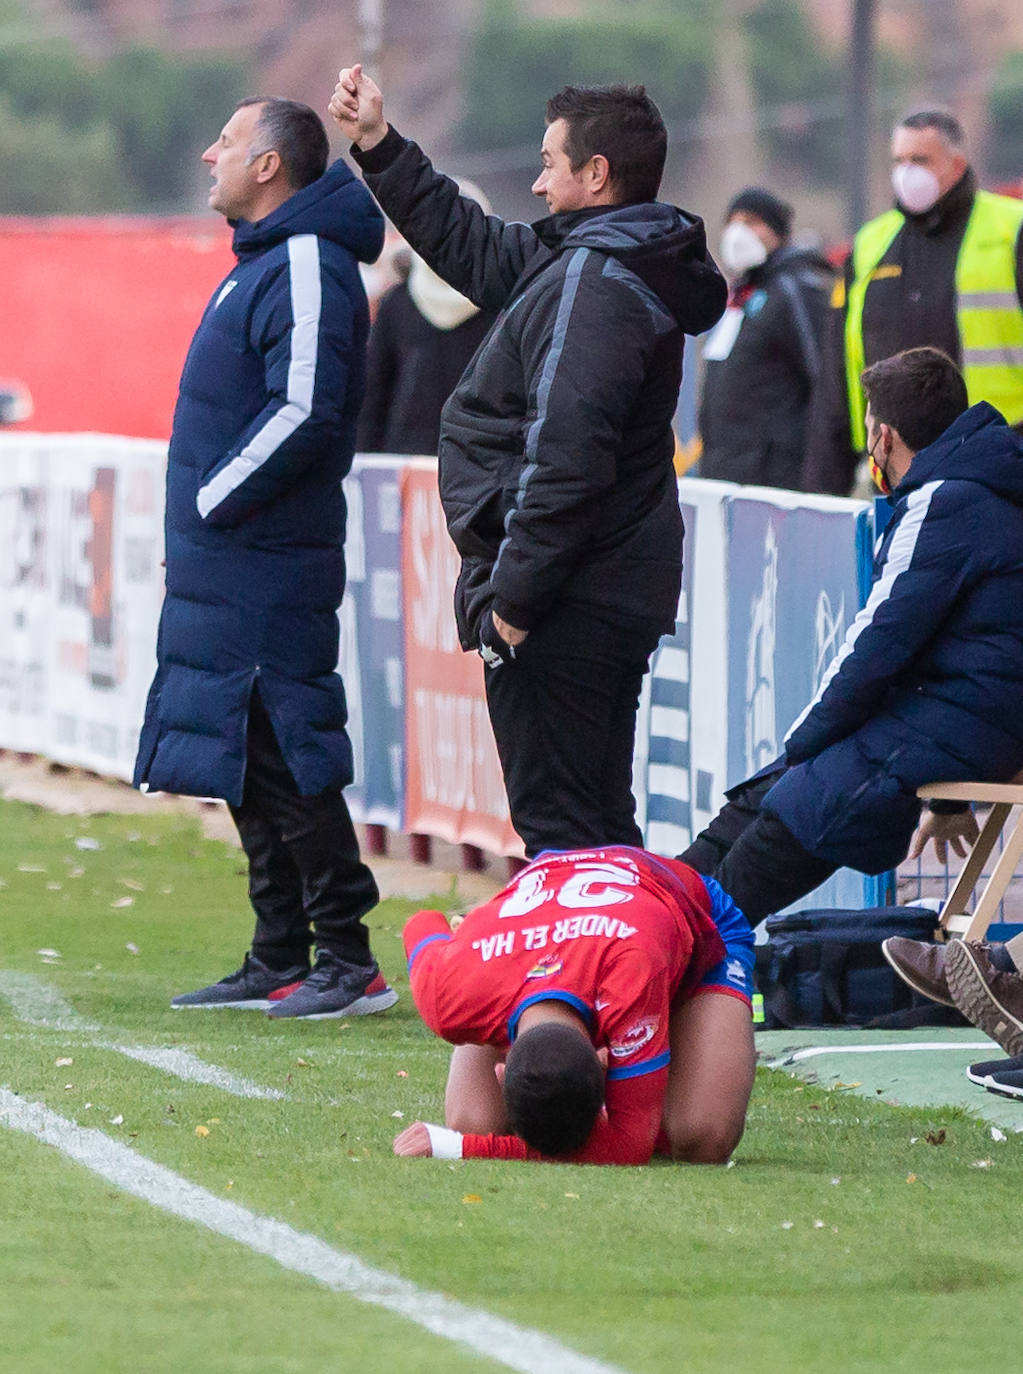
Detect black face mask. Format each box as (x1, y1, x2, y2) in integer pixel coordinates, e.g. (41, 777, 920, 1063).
(867, 431, 893, 496)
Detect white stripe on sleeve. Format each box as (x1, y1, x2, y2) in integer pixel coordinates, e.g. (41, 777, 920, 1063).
(197, 234, 322, 518)
(785, 481, 941, 741)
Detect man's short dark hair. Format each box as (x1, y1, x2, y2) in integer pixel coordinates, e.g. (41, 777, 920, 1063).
(897, 108, 968, 155)
(237, 97, 329, 190)
(502, 1022, 605, 1156)
(861, 347, 969, 453)
(545, 85, 667, 204)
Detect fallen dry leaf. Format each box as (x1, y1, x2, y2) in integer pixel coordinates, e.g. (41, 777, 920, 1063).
(906, 1173, 918, 1184)
(295, 1057, 313, 1068)
(195, 1124, 210, 1138)
(926, 1129, 947, 1146)
(462, 1194, 482, 1205)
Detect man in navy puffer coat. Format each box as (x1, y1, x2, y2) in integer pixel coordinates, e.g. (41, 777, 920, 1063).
(134, 98, 395, 1019)
(681, 346, 1023, 924)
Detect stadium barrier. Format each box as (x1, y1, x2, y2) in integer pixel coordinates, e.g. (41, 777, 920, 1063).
(0, 433, 886, 909)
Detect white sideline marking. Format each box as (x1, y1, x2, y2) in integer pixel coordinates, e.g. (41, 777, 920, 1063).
(0, 970, 100, 1031)
(0, 1089, 628, 1374)
(101, 1043, 286, 1100)
(766, 1041, 991, 1068)
(0, 971, 285, 1100)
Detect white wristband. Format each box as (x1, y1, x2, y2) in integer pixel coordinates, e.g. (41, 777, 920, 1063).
(424, 1123, 464, 1159)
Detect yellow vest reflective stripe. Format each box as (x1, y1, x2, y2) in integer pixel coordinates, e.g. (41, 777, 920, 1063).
(844, 192, 1023, 449)
(956, 192, 1023, 419)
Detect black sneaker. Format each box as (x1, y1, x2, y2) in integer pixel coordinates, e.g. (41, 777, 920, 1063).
(265, 953, 398, 1020)
(967, 1052, 1023, 1087)
(170, 953, 309, 1010)
(986, 1067, 1023, 1101)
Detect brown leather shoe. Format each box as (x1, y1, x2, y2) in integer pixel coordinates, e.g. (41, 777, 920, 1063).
(946, 940, 1023, 1056)
(881, 936, 954, 1007)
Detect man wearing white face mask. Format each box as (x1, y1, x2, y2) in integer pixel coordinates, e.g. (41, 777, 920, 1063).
(699, 187, 832, 488)
(804, 108, 1023, 495)
(357, 181, 497, 457)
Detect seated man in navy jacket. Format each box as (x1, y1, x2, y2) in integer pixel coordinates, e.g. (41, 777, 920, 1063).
(679, 346, 1023, 929)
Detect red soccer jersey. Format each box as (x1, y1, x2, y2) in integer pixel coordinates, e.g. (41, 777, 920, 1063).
(403, 846, 726, 1165)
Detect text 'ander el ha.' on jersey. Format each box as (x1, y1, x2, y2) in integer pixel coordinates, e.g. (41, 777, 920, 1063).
(134, 161, 384, 805)
(352, 129, 726, 650)
(403, 847, 753, 1165)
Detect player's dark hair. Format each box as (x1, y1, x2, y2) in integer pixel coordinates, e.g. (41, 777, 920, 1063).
(545, 85, 666, 204)
(861, 347, 968, 453)
(237, 96, 329, 190)
(502, 1023, 605, 1156)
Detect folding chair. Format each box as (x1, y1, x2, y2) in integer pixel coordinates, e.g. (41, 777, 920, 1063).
(916, 779, 1023, 942)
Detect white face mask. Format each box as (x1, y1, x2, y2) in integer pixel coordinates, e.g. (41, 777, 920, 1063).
(891, 162, 942, 215)
(720, 220, 769, 277)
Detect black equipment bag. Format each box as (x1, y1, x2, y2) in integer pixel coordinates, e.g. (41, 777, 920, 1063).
(754, 905, 967, 1030)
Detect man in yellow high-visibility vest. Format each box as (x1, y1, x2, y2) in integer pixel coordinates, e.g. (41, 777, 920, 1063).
(803, 108, 1023, 495)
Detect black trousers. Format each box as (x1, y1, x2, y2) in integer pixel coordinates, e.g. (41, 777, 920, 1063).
(228, 690, 378, 970)
(679, 769, 836, 925)
(483, 603, 662, 858)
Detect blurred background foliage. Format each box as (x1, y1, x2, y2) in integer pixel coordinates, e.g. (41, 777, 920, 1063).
(0, 11, 248, 212)
(461, 0, 713, 153)
(0, 0, 1021, 214)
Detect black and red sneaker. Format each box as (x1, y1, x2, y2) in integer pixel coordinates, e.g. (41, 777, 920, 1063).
(266, 953, 397, 1020)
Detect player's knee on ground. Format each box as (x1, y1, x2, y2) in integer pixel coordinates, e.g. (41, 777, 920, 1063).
(662, 1107, 745, 1165)
(503, 1023, 604, 1156)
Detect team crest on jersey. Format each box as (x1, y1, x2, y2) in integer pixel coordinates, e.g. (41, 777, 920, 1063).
(525, 954, 563, 980)
(609, 1016, 658, 1058)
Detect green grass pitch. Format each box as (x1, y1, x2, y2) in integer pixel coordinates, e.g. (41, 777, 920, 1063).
(1, 798, 1021, 1374)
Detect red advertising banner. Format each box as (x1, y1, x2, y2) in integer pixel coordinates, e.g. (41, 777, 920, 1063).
(400, 463, 521, 856)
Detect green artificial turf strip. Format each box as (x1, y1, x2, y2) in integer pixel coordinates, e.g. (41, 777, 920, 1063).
(2, 799, 1022, 1374)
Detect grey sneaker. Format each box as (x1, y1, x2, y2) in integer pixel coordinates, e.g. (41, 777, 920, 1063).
(171, 953, 308, 1010)
(881, 937, 954, 1007)
(265, 953, 398, 1020)
(946, 940, 1023, 1056)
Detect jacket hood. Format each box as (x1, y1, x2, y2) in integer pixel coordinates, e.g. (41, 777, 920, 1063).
(897, 402, 1023, 505)
(533, 201, 727, 335)
(231, 158, 385, 264)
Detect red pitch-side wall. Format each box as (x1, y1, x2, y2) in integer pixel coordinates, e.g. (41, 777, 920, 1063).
(0, 217, 235, 439)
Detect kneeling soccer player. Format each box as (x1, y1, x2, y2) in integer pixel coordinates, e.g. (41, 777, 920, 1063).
(393, 846, 756, 1165)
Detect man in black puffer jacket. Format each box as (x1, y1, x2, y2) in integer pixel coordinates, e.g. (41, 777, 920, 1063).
(699, 187, 833, 490)
(331, 65, 726, 857)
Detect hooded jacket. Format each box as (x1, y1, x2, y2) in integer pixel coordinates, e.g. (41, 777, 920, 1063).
(133, 160, 385, 803)
(699, 243, 833, 489)
(354, 130, 726, 647)
(763, 402, 1023, 872)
